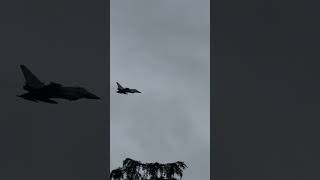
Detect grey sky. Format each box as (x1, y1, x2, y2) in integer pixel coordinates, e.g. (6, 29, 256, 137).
(110, 0, 210, 180)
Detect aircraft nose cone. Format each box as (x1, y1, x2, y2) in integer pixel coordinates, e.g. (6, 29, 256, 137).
(86, 93, 100, 99)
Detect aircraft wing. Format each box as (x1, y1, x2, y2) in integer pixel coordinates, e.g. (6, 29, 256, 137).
(20, 65, 45, 89)
(116, 82, 124, 90)
(45, 82, 62, 89)
(38, 98, 58, 104)
(17, 94, 39, 103)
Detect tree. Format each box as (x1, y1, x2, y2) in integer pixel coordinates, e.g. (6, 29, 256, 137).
(110, 158, 188, 180)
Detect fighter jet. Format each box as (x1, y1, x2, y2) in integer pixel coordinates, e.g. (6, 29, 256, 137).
(17, 65, 100, 104)
(116, 82, 141, 94)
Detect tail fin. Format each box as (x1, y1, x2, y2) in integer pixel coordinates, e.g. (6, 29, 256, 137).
(20, 65, 45, 89)
(116, 82, 124, 90)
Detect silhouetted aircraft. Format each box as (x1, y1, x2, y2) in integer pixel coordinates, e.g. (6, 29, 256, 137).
(116, 82, 141, 94)
(17, 65, 100, 104)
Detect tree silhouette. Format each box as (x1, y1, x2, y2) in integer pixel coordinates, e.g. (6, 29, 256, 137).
(110, 158, 188, 180)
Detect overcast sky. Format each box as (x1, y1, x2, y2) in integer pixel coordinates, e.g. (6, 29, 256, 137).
(110, 0, 210, 179)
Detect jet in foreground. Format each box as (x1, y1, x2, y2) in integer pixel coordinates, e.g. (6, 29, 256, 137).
(116, 82, 141, 94)
(17, 65, 100, 104)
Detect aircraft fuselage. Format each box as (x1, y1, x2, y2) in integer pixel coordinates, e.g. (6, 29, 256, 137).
(17, 65, 100, 104)
(18, 85, 100, 102)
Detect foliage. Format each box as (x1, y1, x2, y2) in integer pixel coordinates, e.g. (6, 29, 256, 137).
(110, 158, 187, 180)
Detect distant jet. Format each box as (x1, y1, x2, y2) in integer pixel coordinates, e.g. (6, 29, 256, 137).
(17, 65, 100, 104)
(116, 82, 141, 94)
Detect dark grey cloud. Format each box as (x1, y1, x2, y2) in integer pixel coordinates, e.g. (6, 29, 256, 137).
(110, 0, 209, 180)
